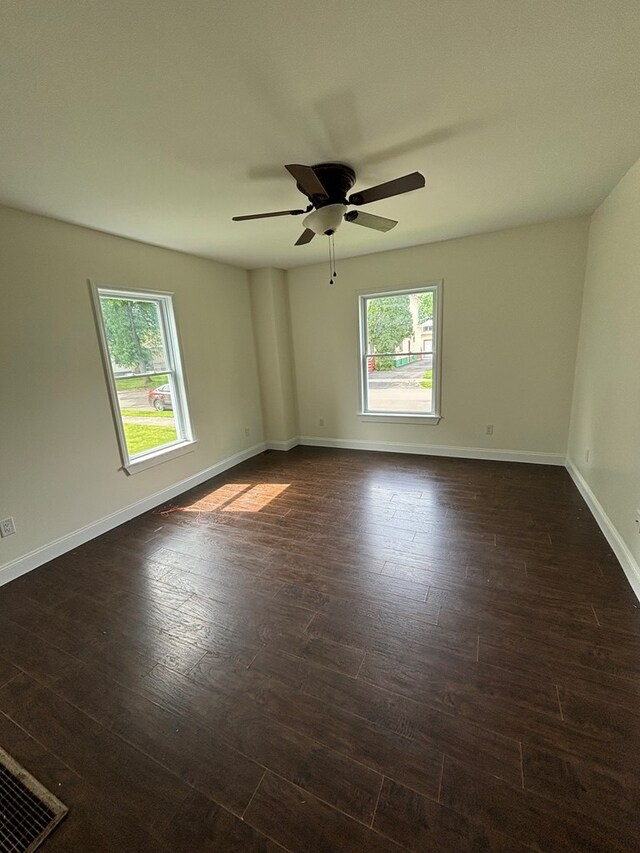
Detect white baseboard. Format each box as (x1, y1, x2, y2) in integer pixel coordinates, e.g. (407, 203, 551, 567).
(0, 442, 267, 589)
(265, 438, 300, 451)
(566, 458, 640, 602)
(298, 435, 565, 466)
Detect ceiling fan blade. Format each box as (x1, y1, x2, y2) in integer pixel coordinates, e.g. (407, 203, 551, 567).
(295, 228, 315, 246)
(285, 164, 329, 198)
(344, 211, 398, 232)
(348, 171, 425, 206)
(232, 208, 305, 221)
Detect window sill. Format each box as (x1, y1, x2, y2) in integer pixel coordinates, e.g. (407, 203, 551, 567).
(124, 439, 197, 474)
(358, 413, 441, 425)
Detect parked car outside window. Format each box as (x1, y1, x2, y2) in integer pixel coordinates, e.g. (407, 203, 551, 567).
(148, 384, 172, 411)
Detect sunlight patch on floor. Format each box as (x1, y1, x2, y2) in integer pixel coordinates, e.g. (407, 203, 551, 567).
(179, 483, 252, 512)
(177, 483, 290, 514)
(223, 483, 290, 512)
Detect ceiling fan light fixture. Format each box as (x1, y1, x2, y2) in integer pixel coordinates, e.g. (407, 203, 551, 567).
(302, 203, 347, 236)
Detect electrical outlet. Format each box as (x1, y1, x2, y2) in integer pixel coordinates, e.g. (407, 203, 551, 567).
(0, 517, 16, 538)
(485, 424, 494, 436)
(319, 417, 325, 426)
(585, 449, 590, 463)
(244, 427, 250, 437)
(635, 510, 640, 534)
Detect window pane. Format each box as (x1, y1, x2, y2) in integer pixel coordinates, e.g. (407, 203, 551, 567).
(99, 296, 169, 375)
(366, 353, 434, 413)
(115, 372, 178, 457)
(364, 290, 436, 414)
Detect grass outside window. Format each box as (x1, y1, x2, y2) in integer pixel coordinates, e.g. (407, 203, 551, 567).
(123, 423, 178, 455)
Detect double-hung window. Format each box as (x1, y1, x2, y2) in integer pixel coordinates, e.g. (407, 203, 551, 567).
(359, 283, 442, 422)
(91, 284, 194, 472)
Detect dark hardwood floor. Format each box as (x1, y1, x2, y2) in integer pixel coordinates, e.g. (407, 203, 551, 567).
(1, 447, 639, 851)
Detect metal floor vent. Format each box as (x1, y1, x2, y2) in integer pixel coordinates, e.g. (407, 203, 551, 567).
(0, 747, 68, 852)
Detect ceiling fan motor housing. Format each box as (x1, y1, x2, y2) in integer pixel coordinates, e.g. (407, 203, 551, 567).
(296, 162, 356, 207)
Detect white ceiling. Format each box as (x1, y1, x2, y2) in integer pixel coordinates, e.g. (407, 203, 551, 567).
(1, 1, 640, 269)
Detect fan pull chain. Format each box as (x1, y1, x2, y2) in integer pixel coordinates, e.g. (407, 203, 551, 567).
(328, 234, 337, 285)
(332, 234, 337, 280)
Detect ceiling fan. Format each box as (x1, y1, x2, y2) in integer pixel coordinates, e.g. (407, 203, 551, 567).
(232, 162, 426, 246)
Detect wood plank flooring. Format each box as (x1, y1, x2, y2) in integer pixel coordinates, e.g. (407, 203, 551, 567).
(1, 446, 639, 851)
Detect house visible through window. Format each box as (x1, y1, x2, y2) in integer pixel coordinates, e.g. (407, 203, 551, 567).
(359, 284, 441, 419)
(92, 284, 194, 472)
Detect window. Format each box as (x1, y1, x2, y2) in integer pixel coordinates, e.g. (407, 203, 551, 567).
(359, 283, 442, 422)
(91, 284, 194, 473)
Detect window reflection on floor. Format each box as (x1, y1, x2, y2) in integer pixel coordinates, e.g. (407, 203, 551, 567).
(178, 483, 290, 514)
(223, 483, 290, 512)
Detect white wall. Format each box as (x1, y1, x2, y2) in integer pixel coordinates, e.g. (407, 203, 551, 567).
(568, 157, 640, 596)
(287, 218, 589, 461)
(249, 268, 298, 446)
(0, 205, 263, 580)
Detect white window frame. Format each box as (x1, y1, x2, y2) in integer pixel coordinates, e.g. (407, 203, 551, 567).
(90, 281, 196, 474)
(358, 282, 442, 424)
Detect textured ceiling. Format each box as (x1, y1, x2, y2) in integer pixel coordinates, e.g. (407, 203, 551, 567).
(1, 0, 640, 268)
